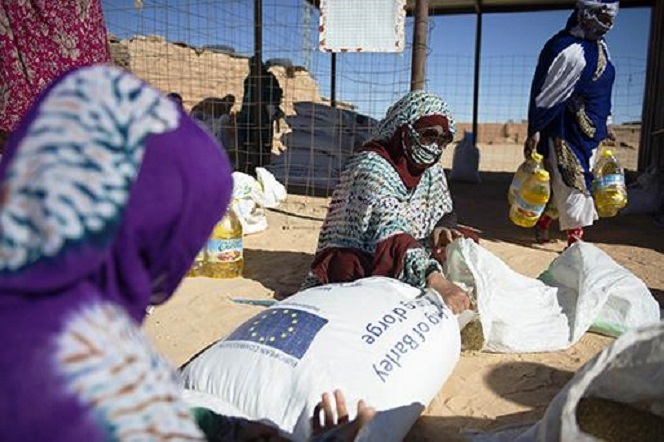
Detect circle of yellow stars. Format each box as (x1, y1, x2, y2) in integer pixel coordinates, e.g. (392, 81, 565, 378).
(249, 309, 298, 343)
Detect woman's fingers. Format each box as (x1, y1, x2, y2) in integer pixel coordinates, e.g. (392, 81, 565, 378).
(312, 390, 375, 439)
(356, 400, 376, 426)
(344, 400, 376, 440)
(322, 392, 335, 428)
(436, 228, 465, 248)
(312, 400, 324, 432)
(443, 229, 454, 245)
(334, 390, 350, 425)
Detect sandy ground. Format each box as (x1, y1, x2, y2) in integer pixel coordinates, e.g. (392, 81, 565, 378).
(144, 143, 663, 441)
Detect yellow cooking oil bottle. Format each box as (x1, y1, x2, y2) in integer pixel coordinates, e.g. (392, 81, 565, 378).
(508, 151, 544, 206)
(186, 249, 207, 277)
(592, 149, 627, 218)
(509, 169, 551, 228)
(204, 208, 244, 279)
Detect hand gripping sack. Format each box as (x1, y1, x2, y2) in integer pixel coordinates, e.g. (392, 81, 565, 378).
(179, 277, 461, 441)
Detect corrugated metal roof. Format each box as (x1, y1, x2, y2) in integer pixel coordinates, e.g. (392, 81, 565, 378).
(307, 0, 653, 15)
(415, 0, 654, 15)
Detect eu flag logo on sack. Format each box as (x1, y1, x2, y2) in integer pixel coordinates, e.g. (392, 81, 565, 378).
(226, 308, 328, 359)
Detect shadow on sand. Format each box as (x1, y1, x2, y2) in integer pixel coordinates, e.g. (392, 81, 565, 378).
(243, 248, 313, 298)
(406, 361, 575, 441)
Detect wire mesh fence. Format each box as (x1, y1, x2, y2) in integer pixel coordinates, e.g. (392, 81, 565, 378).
(102, 0, 647, 199)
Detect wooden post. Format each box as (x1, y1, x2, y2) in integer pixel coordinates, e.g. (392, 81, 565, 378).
(410, 0, 429, 91)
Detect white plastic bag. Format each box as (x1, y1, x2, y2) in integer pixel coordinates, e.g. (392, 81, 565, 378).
(256, 167, 287, 209)
(540, 243, 661, 340)
(231, 168, 286, 235)
(444, 239, 660, 352)
(449, 132, 481, 184)
(445, 238, 569, 353)
(471, 321, 664, 441)
(179, 277, 460, 441)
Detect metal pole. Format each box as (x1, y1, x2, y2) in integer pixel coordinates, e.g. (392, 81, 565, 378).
(331, 52, 337, 107)
(472, 5, 482, 144)
(638, 0, 664, 171)
(410, 0, 429, 91)
(254, 0, 263, 169)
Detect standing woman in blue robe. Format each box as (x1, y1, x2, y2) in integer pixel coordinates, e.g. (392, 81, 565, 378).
(524, 0, 619, 246)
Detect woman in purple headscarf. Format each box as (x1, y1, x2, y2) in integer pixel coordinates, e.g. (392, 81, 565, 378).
(0, 65, 372, 441)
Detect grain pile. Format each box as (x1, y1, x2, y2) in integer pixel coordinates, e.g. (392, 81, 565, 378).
(576, 397, 664, 441)
(461, 319, 485, 352)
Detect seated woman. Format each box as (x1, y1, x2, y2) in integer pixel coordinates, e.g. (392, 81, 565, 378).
(0, 65, 371, 441)
(302, 91, 470, 314)
(191, 96, 237, 158)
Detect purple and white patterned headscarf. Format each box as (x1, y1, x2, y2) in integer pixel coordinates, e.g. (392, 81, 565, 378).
(0, 65, 232, 314)
(0, 65, 232, 440)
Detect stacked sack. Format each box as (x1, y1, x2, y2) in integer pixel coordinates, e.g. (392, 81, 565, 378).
(268, 102, 376, 191)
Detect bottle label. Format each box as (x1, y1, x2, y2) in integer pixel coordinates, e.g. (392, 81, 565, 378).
(512, 175, 525, 188)
(207, 238, 243, 263)
(594, 173, 625, 189)
(515, 194, 546, 218)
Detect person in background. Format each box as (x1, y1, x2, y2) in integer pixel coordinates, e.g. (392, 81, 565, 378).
(0, 65, 373, 442)
(0, 0, 110, 154)
(301, 90, 471, 315)
(218, 94, 238, 162)
(167, 92, 185, 108)
(191, 95, 237, 159)
(191, 97, 226, 132)
(236, 56, 284, 176)
(525, 0, 619, 246)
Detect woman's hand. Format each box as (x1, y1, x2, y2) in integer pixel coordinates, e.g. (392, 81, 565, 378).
(426, 272, 471, 315)
(311, 390, 375, 441)
(432, 227, 463, 249)
(431, 227, 463, 263)
(523, 132, 539, 160)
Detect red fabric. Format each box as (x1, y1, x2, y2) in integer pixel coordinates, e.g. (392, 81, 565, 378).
(566, 227, 584, 246)
(361, 133, 425, 191)
(412, 115, 450, 132)
(310, 234, 420, 284)
(310, 248, 373, 285)
(536, 214, 554, 230)
(0, 0, 111, 132)
(372, 233, 421, 278)
(456, 225, 481, 244)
